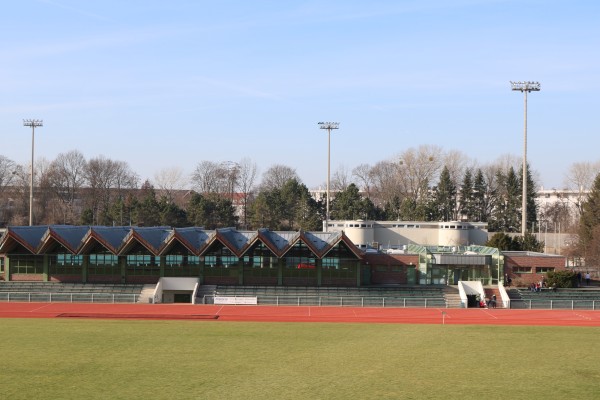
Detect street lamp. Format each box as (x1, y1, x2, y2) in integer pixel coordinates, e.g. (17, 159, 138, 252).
(318, 122, 339, 232)
(23, 119, 43, 226)
(510, 81, 540, 236)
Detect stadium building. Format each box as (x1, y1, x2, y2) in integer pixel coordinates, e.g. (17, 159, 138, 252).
(0, 225, 566, 292)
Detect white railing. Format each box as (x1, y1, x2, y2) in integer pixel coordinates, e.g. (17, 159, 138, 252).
(507, 299, 599, 310)
(202, 295, 447, 308)
(0, 292, 139, 303)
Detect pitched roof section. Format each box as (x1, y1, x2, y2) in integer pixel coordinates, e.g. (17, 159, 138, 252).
(0, 226, 50, 254)
(121, 226, 173, 255)
(0, 225, 363, 259)
(257, 229, 297, 257)
(38, 225, 90, 254)
(215, 228, 257, 257)
(171, 227, 214, 255)
(83, 226, 132, 254)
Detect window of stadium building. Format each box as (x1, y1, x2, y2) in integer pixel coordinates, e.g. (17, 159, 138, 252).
(536, 267, 555, 273)
(322, 257, 354, 279)
(203, 253, 239, 278)
(8, 255, 44, 275)
(243, 255, 277, 277)
(165, 254, 201, 276)
(513, 266, 532, 274)
(49, 253, 83, 275)
(127, 253, 160, 276)
(89, 253, 119, 276)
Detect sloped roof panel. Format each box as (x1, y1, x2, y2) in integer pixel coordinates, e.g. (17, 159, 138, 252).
(131, 226, 172, 253)
(217, 228, 256, 255)
(49, 226, 90, 252)
(90, 226, 131, 252)
(258, 229, 296, 255)
(174, 227, 214, 252)
(6, 226, 50, 252)
(303, 231, 341, 254)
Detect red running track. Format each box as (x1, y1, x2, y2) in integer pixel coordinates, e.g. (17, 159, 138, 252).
(1, 302, 600, 326)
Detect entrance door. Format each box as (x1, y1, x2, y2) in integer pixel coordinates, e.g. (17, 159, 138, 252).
(173, 293, 192, 303)
(406, 266, 416, 285)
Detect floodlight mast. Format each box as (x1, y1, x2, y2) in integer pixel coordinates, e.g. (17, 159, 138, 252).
(510, 81, 540, 236)
(318, 122, 340, 232)
(23, 119, 43, 226)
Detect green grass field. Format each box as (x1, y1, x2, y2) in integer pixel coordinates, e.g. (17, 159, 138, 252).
(2, 318, 600, 400)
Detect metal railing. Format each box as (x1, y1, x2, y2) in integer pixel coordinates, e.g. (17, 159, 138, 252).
(0, 292, 140, 303)
(509, 299, 599, 310)
(202, 295, 448, 308)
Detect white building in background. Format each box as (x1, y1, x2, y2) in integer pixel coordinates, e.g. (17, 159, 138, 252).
(324, 220, 489, 250)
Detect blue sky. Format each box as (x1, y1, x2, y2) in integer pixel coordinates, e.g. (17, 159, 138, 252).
(1, 0, 599, 190)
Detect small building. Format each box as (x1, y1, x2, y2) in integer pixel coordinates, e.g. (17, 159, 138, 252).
(503, 251, 567, 286)
(325, 220, 489, 249)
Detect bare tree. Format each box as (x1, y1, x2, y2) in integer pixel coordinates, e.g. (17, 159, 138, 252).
(331, 164, 353, 191)
(237, 157, 258, 228)
(443, 150, 473, 185)
(0, 155, 17, 195)
(153, 166, 186, 202)
(34, 157, 54, 224)
(7, 164, 29, 225)
(84, 156, 138, 225)
(191, 161, 222, 194)
(397, 145, 442, 202)
(48, 150, 87, 224)
(564, 161, 600, 216)
(260, 164, 299, 191)
(369, 160, 401, 208)
(352, 163, 374, 198)
(216, 161, 240, 199)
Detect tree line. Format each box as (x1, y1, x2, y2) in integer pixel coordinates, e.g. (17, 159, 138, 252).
(1, 145, 599, 241)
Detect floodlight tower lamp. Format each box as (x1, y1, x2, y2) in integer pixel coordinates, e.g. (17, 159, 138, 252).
(510, 81, 540, 236)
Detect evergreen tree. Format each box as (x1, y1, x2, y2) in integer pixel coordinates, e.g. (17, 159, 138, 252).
(486, 232, 517, 250)
(459, 168, 475, 220)
(519, 163, 539, 232)
(472, 169, 490, 222)
(490, 167, 520, 232)
(249, 178, 321, 230)
(514, 233, 544, 252)
(133, 184, 161, 226)
(187, 193, 236, 229)
(158, 197, 188, 227)
(431, 166, 456, 221)
(331, 183, 377, 221)
(578, 173, 600, 260)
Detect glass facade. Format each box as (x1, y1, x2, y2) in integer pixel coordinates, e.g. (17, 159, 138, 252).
(165, 254, 201, 277)
(8, 254, 44, 275)
(89, 252, 119, 276)
(49, 253, 83, 275)
(127, 252, 160, 276)
(243, 242, 278, 279)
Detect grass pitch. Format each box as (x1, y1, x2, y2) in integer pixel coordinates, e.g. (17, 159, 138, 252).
(2, 318, 600, 400)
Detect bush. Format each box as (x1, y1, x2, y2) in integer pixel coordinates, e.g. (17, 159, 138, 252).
(546, 270, 578, 288)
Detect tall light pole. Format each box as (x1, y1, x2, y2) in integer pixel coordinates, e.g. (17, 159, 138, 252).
(318, 122, 339, 232)
(510, 81, 540, 236)
(23, 119, 43, 226)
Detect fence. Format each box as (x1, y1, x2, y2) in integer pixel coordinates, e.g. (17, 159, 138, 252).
(0, 292, 140, 303)
(202, 295, 447, 308)
(509, 299, 599, 310)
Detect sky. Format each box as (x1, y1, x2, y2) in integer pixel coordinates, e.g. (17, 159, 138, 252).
(1, 0, 599, 191)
